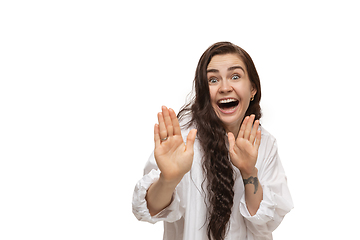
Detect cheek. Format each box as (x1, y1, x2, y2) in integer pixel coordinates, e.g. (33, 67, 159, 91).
(209, 86, 217, 102)
(208, 87, 220, 112)
(233, 84, 252, 100)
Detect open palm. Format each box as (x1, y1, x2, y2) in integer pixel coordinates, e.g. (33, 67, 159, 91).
(228, 115, 261, 178)
(154, 106, 197, 183)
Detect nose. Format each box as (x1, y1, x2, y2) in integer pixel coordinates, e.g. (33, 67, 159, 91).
(219, 79, 233, 93)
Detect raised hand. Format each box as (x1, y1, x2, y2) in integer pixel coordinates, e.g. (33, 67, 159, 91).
(228, 114, 261, 178)
(154, 106, 197, 184)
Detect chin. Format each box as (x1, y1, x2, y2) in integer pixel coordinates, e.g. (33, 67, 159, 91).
(214, 106, 245, 130)
(219, 116, 242, 127)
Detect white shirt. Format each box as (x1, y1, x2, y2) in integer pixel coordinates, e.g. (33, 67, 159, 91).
(132, 125, 293, 240)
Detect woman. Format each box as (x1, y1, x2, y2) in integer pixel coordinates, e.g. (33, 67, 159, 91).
(132, 42, 293, 240)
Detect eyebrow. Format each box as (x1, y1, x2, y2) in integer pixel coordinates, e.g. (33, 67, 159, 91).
(206, 65, 245, 73)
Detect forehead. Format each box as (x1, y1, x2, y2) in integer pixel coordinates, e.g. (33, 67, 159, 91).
(207, 53, 246, 71)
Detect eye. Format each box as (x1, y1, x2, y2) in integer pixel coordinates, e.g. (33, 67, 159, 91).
(231, 74, 241, 80)
(208, 77, 218, 84)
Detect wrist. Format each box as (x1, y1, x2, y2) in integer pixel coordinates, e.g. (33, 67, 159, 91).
(241, 167, 258, 179)
(159, 173, 182, 189)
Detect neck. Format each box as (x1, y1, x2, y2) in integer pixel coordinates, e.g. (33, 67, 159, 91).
(225, 123, 241, 139)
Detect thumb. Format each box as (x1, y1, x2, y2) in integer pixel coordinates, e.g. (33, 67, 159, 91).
(228, 132, 236, 152)
(185, 129, 197, 152)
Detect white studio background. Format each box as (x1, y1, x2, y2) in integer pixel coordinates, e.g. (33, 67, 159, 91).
(0, 1, 359, 239)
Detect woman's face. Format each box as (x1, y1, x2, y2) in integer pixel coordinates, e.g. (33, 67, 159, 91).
(207, 53, 257, 133)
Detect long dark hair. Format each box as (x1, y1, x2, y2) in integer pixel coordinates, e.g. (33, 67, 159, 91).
(178, 42, 262, 240)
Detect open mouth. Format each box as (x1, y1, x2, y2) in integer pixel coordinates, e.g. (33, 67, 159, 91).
(217, 98, 239, 112)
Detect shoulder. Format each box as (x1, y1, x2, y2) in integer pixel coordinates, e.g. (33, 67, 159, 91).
(258, 125, 279, 155)
(259, 125, 277, 144)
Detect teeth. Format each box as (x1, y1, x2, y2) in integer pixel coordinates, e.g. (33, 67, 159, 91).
(218, 99, 237, 104)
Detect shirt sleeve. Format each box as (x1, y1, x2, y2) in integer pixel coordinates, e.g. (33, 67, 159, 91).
(239, 137, 294, 238)
(132, 152, 185, 224)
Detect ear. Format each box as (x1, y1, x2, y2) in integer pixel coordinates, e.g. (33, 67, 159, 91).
(251, 85, 257, 98)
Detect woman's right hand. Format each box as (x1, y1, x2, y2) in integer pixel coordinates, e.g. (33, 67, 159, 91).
(154, 106, 197, 184)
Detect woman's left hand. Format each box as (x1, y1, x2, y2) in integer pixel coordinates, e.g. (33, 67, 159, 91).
(228, 114, 261, 178)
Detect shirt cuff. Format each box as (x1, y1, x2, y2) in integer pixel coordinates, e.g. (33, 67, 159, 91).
(132, 169, 183, 224)
(239, 185, 276, 225)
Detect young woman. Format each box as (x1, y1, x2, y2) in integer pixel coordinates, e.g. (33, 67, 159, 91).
(132, 42, 293, 240)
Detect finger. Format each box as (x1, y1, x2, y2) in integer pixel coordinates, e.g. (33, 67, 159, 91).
(158, 112, 168, 140)
(243, 115, 255, 140)
(238, 116, 249, 139)
(254, 129, 262, 150)
(249, 119, 260, 145)
(162, 106, 174, 137)
(154, 124, 161, 148)
(185, 129, 197, 152)
(169, 108, 181, 136)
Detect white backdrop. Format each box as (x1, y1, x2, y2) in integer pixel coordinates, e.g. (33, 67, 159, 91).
(1, 1, 359, 239)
